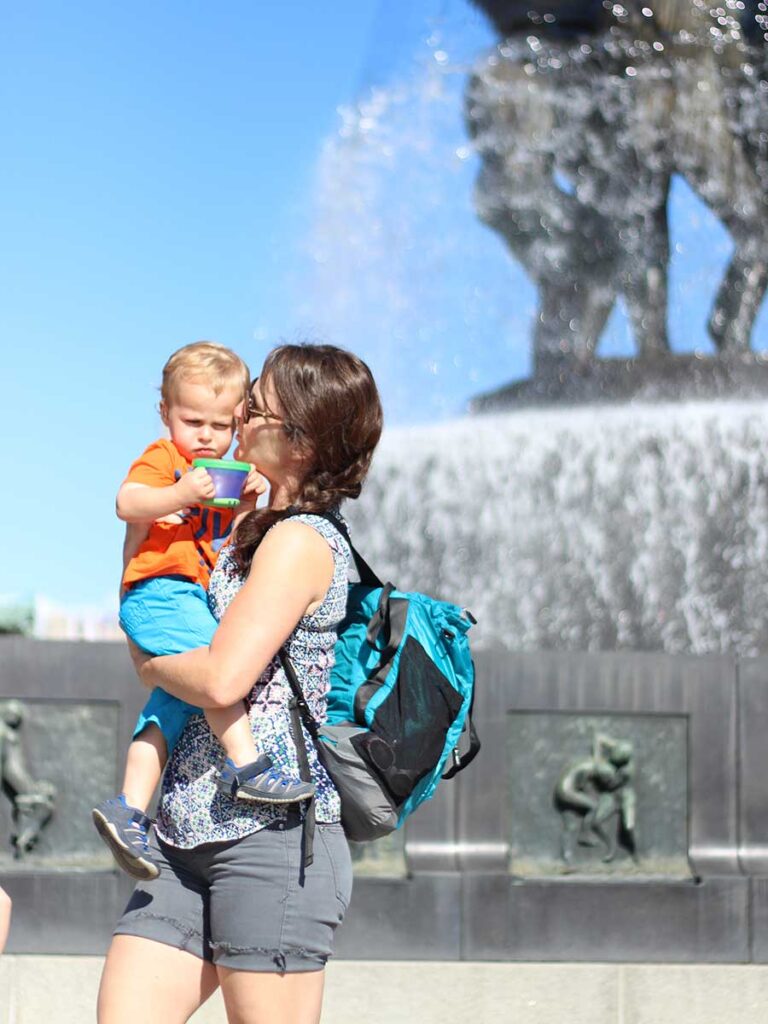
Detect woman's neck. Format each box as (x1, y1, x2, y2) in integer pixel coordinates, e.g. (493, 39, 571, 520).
(267, 478, 302, 511)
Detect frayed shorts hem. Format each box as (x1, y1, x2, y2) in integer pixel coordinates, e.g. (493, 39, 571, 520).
(114, 919, 328, 973)
(213, 944, 328, 974)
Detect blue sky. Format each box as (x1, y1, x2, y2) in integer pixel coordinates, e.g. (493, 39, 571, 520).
(3, 1, 765, 609)
(2, 1, 380, 608)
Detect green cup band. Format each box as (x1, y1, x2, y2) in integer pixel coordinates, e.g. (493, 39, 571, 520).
(191, 458, 251, 471)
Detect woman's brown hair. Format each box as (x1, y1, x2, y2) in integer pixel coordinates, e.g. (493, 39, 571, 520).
(232, 343, 383, 573)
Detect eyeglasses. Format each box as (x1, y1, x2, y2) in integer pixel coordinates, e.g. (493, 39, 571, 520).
(243, 377, 284, 425)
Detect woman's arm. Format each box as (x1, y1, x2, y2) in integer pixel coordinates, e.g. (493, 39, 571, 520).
(138, 521, 334, 709)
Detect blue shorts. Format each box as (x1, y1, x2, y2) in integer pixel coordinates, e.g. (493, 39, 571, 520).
(120, 576, 217, 753)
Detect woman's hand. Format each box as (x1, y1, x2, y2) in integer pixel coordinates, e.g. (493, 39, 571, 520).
(126, 640, 155, 688)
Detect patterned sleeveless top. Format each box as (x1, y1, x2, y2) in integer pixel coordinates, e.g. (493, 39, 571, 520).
(155, 513, 349, 849)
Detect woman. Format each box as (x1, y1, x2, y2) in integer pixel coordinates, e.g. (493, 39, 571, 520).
(98, 343, 383, 1024)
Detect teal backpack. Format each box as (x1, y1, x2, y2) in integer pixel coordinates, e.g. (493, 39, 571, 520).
(281, 512, 480, 844)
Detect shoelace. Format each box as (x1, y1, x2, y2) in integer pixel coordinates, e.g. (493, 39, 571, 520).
(125, 823, 150, 853)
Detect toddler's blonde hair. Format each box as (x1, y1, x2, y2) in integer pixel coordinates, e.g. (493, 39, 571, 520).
(161, 341, 250, 405)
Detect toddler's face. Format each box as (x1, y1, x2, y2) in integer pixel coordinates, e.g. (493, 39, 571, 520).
(161, 377, 242, 462)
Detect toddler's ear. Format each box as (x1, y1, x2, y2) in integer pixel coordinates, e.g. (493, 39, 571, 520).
(159, 400, 170, 427)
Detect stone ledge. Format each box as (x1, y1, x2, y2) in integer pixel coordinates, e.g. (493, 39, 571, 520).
(2, 957, 768, 1024)
(470, 353, 768, 412)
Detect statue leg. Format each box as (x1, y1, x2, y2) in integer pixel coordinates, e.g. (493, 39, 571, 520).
(577, 284, 617, 362)
(469, 52, 618, 375)
(708, 237, 768, 352)
(13, 783, 56, 857)
(556, 788, 599, 854)
(621, 188, 672, 357)
(3, 734, 39, 797)
(591, 794, 620, 863)
(560, 811, 582, 864)
(534, 279, 617, 376)
(673, 54, 768, 352)
(576, 795, 604, 849)
(615, 64, 674, 358)
(578, 812, 614, 856)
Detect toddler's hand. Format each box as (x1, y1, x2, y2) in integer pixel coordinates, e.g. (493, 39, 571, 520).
(175, 466, 216, 506)
(156, 512, 187, 525)
(241, 465, 267, 503)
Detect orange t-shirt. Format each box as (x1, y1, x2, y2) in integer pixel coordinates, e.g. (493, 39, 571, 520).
(121, 439, 236, 590)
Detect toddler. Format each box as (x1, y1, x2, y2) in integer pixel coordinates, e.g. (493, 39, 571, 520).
(92, 342, 313, 881)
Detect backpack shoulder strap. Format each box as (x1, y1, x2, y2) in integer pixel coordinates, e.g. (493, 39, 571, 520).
(279, 649, 318, 869)
(286, 508, 383, 588)
(279, 648, 320, 741)
(442, 715, 481, 779)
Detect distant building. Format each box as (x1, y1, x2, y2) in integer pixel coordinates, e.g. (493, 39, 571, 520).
(0, 594, 122, 642)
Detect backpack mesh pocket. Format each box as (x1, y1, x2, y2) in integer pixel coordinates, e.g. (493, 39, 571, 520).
(371, 635, 464, 800)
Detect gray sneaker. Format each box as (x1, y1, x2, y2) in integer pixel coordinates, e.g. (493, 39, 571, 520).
(215, 755, 315, 805)
(92, 796, 160, 881)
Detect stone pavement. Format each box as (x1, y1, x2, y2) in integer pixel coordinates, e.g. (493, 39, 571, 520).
(2, 958, 768, 1023)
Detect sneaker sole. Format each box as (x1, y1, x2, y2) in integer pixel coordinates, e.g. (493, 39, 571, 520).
(214, 777, 314, 805)
(91, 808, 160, 881)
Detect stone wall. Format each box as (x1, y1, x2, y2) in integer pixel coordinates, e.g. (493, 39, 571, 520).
(2, 638, 768, 961)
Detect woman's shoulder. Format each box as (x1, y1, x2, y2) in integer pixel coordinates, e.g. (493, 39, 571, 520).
(269, 514, 351, 627)
(268, 512, 350, 560)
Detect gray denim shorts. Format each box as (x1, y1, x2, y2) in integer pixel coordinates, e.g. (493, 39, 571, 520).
(113, 818, 352, 973)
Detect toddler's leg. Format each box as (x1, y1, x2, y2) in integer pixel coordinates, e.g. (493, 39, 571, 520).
(207, 704, 315, 805)
(95, 577, 210, 880)
(208, 702, 260, 767)
(121, 724, 167, 812)
(92, 722, 169, 882)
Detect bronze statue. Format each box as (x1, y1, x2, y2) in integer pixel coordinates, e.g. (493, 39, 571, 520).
(467, 1, 768, 376)
(0, 699, 56, 857)
(554, 732, 636, 864)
